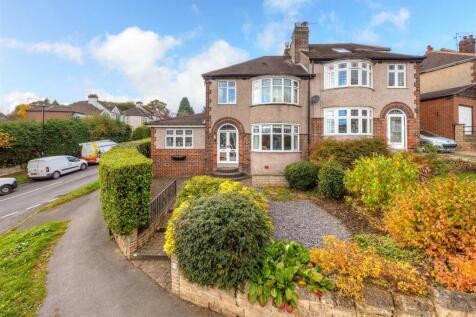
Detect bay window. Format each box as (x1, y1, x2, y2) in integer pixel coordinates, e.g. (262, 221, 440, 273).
(165, 129, 193, 148)
(388, 64, 406, 88)
(252, 78, 299, 105)
(252, 124, 299, 152)
(324, 60, 373, 89)
(218, 80, 236, 104)
(324, 108, 373, 135)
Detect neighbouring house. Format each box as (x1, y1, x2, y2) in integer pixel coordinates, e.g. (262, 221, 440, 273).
(69, 94, 122, 119)
(149, 22, 423, 186)
(0, 112, 7, 120)
(123, 101, 154, 130)
(420, 35, 476, 141)
(24, 105, 86, 120)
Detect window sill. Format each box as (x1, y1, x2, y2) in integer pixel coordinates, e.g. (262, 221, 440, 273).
(250, 103, 301, 107)
(323, 86, 374, 92)
(165, 147, 195, 149)
(251, 150, 301, 153)
(387, 86, 407, 89)
(323, 134, 373, 137)
(217, 103, 237, 105)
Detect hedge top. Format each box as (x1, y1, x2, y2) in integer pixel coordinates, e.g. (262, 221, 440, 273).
(100, 147, 151, 170)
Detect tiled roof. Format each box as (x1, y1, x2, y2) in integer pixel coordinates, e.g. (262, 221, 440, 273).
(202, 56, 311, 79)
(0, 112, 7, 119)
(304, 43, 423, 61)
(68, 101, 102, 115)
(421, 51, 476, 72)
(124, 107, 151, 117)
(420, 84, 476, 101)
(26, 105, 82, 113)
(98, 101, 118, 112)
(148, 112, 207, 126)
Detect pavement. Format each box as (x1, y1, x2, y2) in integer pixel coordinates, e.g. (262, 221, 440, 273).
(0, 165, 98, 233)
(19, 190, 219, 317)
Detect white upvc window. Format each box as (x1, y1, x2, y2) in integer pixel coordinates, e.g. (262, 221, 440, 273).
(252, 124, 299, 152)
(388, 64, 406, 88)
(165, 129, 193, 148)
(323, 107, 373, 136)
(324, 60, 373, 89)
(218, 80, 236, 104)
(252, 78, 299, 105)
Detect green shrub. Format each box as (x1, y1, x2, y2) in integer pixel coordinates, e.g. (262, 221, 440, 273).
(285, 161, 319, 190)
(345, 153, 419, 212)
(99, 147, 152, 235)
(310, 138, 389, 169)
(117, 138, 151, 158)
(352, 234, 423, 263)
(248, 240, 334, 312)
(0, 118, 90, 167)
(318, 161, 346, 200)
(174, 192, 272, 290)
(132, 125, 151, 140)
(82, 115, 131, 143)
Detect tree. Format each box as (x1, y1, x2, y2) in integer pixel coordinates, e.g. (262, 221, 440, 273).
(177, 97, 194, 117)
(13, 104, 32, 119)
(145, 99, 171, 120)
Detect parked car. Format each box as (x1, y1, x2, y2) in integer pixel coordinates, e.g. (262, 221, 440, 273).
(80, 140, 117, 164)
(0, 178, 17, 195)
(420, 131, 458, 152)
(27, 156, 88, 180)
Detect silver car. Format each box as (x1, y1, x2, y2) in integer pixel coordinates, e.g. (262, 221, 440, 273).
(0, 177, 18, 195)
(420, 131, 458, 152)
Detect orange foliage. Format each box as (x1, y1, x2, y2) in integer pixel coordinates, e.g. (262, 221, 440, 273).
(0, 131, 15, 148)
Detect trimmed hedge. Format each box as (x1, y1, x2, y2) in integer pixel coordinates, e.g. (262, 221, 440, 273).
(310, 138, 389, 169)
(99, 147, 152, 235)
(285, 161, 319, 190)
(318, 161, 346, 200)
(0, 119, 90, 167)
(132, 125, 151, 140)
(117, 138, 151, 158)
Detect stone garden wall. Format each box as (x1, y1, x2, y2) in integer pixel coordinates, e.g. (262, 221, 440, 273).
(171, 257, 476, 317)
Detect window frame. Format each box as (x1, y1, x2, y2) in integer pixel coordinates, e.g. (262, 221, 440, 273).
(252, 77, 300, 105)
(324, 60, 373, 89)
(323, 107, 373, 136)
(165, 129, 194, 149)
(251, 123, 300, 152)
(217, 80, 237, 104)
(387, 64, 406, 88)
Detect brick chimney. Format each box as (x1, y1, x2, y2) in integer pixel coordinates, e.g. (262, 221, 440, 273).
(459, 35, 475, 53)
(426, 45, 433, 53)
(88, 94, 98, 104)
(288, 22, 309, 65)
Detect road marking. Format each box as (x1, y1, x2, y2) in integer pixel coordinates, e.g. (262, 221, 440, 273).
(1, 212, 17, 219)
(0, 180, 64, 203)
(48, 198, 58, 202)
(25, 203, 41, 210)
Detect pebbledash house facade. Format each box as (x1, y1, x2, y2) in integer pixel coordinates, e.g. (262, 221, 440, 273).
(149, 22, 423, 186)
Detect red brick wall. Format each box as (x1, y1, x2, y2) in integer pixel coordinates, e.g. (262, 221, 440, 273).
(151, 128, 206, 177)
(421, 97, 456, 139)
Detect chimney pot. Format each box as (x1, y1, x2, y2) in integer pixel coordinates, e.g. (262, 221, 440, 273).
(459, 34, 476, 53)
(426, 45, 433, 52)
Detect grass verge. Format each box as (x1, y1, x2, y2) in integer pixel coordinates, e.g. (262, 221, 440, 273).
(38, 180, 100, 213)
(0, 221, 68, 316)
(456, 172, 476, 181)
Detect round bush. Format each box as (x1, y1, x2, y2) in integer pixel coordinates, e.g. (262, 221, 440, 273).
(174, 191, 272, 290)
(285, 161, 319, 190)
(318, 161, 346, 199)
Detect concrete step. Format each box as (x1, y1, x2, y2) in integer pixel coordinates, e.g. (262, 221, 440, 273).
(132, 231, 169, 260)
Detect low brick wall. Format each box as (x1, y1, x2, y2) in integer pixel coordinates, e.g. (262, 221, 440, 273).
(0, 164, 24, 176)
(252, 175, 288, 187)
(171, 257, 476, 317)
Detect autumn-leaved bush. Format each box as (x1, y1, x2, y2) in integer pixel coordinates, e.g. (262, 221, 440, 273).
(384, 176, 476, 292)
(345, 153, 419, 212)
(310, 236, 428, 299)
(0, 131, 15, 149)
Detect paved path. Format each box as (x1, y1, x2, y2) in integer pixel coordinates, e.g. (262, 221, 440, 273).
(0, 166, 98, 233)
(19, 191, 219, 317)
(269, 200, 351, 248)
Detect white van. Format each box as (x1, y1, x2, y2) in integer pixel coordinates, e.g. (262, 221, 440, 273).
(27, 156, 88, 180)
(80, 140, 117, 164)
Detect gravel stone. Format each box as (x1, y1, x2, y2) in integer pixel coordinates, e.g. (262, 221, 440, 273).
(269, 200, 351, 248)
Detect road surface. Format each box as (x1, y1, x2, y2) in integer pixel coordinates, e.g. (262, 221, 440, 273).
(0, 165, 98, 233)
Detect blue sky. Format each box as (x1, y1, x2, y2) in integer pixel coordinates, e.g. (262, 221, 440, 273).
(0, 0, 475, 114)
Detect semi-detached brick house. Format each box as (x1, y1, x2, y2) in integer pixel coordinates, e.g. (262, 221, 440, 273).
(149, 22, 423, 186)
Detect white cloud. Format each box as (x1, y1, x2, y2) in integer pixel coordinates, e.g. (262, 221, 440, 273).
(191, 3, 200, 15)
(92, 27, 248, 112)
(0, 38, 83, 63)
(354, 28, 380, 43)
(370, 8, 410, 30)
(1, 91, 43, 114)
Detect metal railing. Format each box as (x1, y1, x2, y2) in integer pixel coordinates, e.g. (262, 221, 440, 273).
(463, 125, 475, 135)
(148, 179, 176, 226)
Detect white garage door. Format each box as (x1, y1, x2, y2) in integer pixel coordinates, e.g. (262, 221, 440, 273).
(458, 105, 473, 135)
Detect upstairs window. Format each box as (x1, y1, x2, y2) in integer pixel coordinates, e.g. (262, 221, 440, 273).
(218, 80, 236, 104)
(252, 78, 299, 105)
(324, 61, 373, 89)
(165, 129, 193, 148)
(388, 64, 406, 88)
(324, 107, 373, 136)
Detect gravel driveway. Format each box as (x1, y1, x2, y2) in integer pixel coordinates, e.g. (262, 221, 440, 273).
(269, 200, 351, 248)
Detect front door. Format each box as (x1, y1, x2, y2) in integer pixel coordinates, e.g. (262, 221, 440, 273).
(458, 105, 473, 135)
(217, 124, 238, 164)
(387, 110, 406, 150)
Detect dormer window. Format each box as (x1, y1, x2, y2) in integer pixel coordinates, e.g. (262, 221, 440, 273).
(252, 77, 299, 105)
(324, 60, 373, 89)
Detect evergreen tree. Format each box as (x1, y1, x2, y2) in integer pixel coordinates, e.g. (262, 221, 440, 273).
(177, 97, 194, 116)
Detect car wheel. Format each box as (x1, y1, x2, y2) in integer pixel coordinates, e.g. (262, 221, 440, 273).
(80, 163, 87, 170)
(0, 185, 12, 195)
(52, 171, 61, 179)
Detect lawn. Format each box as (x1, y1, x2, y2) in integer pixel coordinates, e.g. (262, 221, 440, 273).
(0, 221, 68, 316)
(456, 172, 476, 181)
(38, 180, 100, 212)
